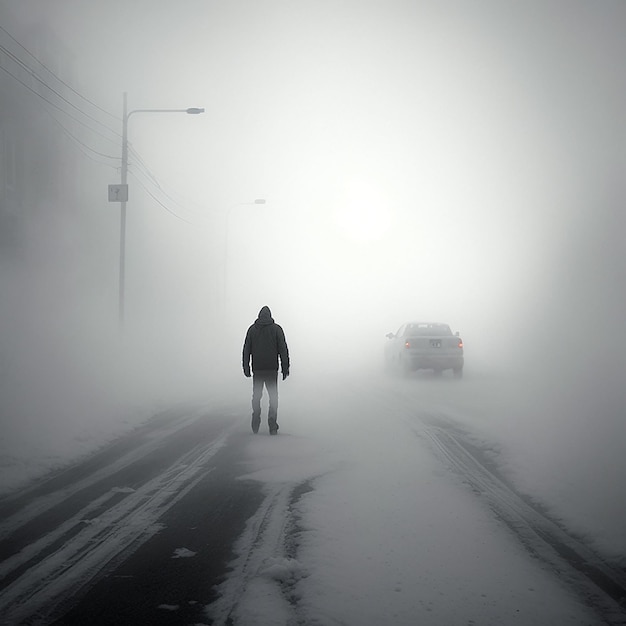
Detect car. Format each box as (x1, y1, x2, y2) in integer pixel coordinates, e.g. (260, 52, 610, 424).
(384, 322, 464, 378)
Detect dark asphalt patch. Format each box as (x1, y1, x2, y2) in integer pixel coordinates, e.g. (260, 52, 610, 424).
(49, 433, 264, 626)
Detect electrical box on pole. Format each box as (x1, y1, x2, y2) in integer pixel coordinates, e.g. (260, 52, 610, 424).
(108, 184, 128, 202)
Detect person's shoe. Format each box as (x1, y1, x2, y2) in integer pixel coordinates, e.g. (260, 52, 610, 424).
(251, 419, 260, 434)
(269, 429, 278, 435)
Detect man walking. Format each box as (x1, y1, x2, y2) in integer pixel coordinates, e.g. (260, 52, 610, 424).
(242, 306, 290, 435)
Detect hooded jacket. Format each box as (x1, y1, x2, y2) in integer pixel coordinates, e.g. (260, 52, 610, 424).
(242, 306, 290, 374)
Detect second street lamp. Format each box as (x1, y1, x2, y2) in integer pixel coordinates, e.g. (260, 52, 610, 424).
(117, 92, 204, 330)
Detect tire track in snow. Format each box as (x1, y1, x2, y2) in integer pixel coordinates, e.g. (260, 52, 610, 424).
(365, 380, 626, 622)
(0, 406, 206, 543)
(0, 408, 233, 625)
(207, 480, 314, 626)
(415, 414, 626, 625)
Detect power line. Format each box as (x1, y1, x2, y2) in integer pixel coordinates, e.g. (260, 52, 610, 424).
(0, 24, 119, 123)
(129, 172, 195, 224)
(1, 57, 207, 214)
(128, 145, 213, 219)
(0, 40, 120, 141)
(0, 26, 210, 221)
(46, 109, 120, 167)
(128, 158, 212, 224)
(0, 60, 121, 151)
(0, 43, 120, 141)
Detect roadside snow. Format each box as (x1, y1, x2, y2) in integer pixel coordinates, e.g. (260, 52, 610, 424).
(208, 371, 609, 625)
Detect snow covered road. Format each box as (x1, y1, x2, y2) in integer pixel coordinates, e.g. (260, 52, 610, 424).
(210, 373, 626, 625)
(1, 372, 624, 625)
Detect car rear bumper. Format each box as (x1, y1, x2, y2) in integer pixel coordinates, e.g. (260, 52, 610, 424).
(407, 354, 464, 371)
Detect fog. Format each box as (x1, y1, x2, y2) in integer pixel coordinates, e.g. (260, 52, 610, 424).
(1, 0, 625, 554)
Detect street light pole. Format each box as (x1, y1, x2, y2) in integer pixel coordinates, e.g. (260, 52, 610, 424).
(119, 92, 128, 328)
(117, 92, 204, 330)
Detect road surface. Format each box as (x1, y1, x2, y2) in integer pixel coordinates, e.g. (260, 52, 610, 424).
(0, 405, 263, 625)
(1, 379, 625, 625)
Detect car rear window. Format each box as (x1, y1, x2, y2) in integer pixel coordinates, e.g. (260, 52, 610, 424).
(406, 324, 452, 336)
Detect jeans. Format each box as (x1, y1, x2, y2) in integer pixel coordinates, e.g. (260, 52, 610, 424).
(252, 370, 279, 431)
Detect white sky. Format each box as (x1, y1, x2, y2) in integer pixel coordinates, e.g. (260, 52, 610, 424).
(7, 1, 625, 365)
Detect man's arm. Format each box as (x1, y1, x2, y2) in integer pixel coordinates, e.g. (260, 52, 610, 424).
(277, 326, 290, 379)
(242, 328, 252, 377)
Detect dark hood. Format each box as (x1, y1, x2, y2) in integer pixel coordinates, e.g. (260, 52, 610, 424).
(255, 306, 274, 325)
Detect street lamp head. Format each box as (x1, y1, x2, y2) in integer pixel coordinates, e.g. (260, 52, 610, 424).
(254, 199, 266, 204)
(186, 107, 205, 114)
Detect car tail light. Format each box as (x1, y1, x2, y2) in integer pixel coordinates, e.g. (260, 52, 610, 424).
(404, 340, 411, 349)
(457, 339, 464, 349)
